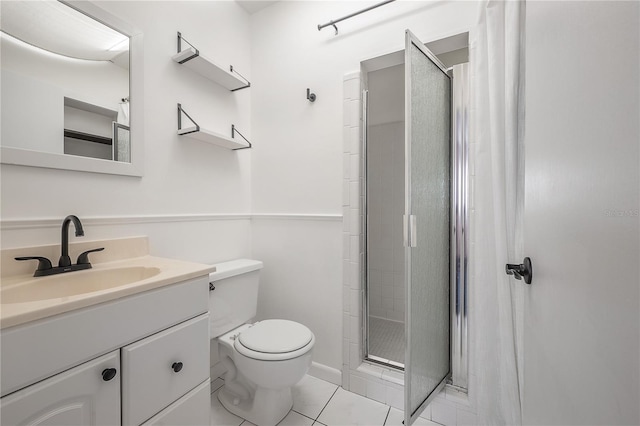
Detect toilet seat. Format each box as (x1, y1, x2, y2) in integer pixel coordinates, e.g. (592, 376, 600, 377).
(234, 319, 315, 361)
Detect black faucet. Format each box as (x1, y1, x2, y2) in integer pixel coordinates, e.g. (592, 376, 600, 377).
(59, 215, 84, 267)
(15, 215, 104, 277)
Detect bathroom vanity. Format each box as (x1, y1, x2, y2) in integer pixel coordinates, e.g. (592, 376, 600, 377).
(0, 237, 214, 426)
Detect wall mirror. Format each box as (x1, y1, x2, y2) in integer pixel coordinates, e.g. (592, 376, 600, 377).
(0, 0, 144, 176)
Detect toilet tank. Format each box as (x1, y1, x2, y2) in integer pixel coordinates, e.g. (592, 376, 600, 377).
(209, 259, 263, 338)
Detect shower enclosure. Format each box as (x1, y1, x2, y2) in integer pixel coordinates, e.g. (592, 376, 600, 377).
(361, 31, 469, 423)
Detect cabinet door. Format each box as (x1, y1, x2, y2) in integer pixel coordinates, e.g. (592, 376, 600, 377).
(122, 314, 209, 425)
(0, 350, 120, 426)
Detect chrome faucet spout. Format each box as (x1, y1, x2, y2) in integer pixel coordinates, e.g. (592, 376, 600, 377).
(59, 215, 84, 267)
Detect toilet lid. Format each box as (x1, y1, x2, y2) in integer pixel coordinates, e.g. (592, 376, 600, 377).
(237, 319, 313, 354)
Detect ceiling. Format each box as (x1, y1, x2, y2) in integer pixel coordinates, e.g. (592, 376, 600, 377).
(236, 1, 279, 15)
(0, 1, 128, 63)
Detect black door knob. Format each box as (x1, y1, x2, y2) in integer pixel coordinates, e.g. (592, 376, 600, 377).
(172, 362, 183, 373)
(101, 368, 117, 381)
(506, 257, 533, 284)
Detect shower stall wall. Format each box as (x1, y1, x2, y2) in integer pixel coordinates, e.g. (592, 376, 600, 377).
(365, 64, 405, 367)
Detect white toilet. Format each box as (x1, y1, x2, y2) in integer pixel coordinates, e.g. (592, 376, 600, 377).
(209, 259, 315, 426)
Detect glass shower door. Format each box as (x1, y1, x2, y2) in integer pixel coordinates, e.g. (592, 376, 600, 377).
(404, 30, 451, 425)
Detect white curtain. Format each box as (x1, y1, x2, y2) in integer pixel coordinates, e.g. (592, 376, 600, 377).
(470, 0, 525, 424)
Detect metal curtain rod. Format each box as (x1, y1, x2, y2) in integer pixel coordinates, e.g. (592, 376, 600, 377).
(317, 0, 396, 35)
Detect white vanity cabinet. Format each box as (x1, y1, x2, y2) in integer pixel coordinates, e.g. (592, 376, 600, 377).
(0, 275, 211, 426)
(0, 350, 121, 426)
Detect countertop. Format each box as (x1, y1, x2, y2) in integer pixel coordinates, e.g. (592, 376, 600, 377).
(0, 237, 214, 329)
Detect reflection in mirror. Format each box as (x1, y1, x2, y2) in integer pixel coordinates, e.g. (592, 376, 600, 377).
(1, 0, 131, 162)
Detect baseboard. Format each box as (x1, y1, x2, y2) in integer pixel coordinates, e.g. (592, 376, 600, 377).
(308, 362, 342, 386)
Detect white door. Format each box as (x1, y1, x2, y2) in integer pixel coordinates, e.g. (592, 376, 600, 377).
(0, 350, 120, 426)
(523, 2, 639, 425)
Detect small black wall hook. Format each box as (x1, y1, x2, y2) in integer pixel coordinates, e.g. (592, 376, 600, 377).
(506, 257, 533, 284)
(307, 88, 316, 102)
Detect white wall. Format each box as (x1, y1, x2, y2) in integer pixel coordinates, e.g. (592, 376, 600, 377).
(252, 216, 342, 378)
(367, 121, 405, 323)
(368, 65, 404, 126)
(250, 0, 477, 379)
(1, 1, 253, 264)
(2, 69, 64, 153)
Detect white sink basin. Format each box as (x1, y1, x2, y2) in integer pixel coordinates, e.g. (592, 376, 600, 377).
(1, 267, 161, 304)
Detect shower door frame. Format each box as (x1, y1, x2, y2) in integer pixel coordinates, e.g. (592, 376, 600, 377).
(361, 55, 469, 389)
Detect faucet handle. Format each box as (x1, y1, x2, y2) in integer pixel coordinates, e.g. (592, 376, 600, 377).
(15, 256, 53, 275)
(77, 248, 105, 265)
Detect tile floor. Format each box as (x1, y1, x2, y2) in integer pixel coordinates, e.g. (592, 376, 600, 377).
(210, 375, 442, 426)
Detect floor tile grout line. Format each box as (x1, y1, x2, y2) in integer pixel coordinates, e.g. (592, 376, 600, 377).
(292, 409, 319, 423)
(212, 377, 336, 426)
(382, 406, 391, 426)
(214, 377, 409, 426)
(313, 386, 340, 422)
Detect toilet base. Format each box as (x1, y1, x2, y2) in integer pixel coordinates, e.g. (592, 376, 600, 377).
(218, 383, 293, 426)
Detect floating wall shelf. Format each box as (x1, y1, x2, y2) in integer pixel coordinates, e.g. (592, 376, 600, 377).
(177, 104, 251, 151)
(178, 126, 250, 150)
(171, 32, 250, 92)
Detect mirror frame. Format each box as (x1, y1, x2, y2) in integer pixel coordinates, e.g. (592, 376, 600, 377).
(0, 1, 144, 177)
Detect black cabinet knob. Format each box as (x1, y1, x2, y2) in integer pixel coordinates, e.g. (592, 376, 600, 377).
(101, 368, 117, 381)
(172, 362, 183, 373)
